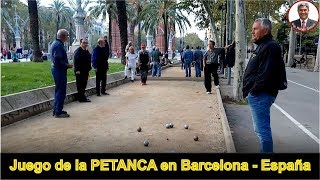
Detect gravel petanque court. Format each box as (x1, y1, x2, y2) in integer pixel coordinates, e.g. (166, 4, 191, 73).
(1, 67, 227, 153)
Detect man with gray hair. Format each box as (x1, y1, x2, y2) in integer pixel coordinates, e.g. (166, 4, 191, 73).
(92, 38, 109, 96)
(243, 18, 287, 152)
(291, 2, 317, 31)
(50, 29, 73, 118)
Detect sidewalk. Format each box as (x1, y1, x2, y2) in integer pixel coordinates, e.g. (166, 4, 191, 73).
(1, 67, 227, 153)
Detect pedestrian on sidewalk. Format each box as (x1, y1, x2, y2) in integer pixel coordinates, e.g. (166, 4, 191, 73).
(125, 46, 138, 82)
(50, 29, 73, 118)
(183, 45, 193, 77)
(92, 38, 110, 96)
(180, 48, 185, 70)
(243, 18, 287, 153)
(193, 46, 203, 77)
(74, 38, 92, 102)
(203, 40, 223, 94)
(138, 43, 150, 85)
(152, 47, 163, 77)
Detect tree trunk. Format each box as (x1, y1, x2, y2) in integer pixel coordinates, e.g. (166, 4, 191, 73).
(56, 14, 60, 37)
(108, 9, 112, 58)
(137, 4, 142, 49)
(314, 24, 320, 72)
(28, 0, 42, 62)
(116, 0, 128, 65)
(233, 0, 246, 102)
(163, 14, 168, 53)
(203, 1, 220, 47)
(287, 28, 296, 66)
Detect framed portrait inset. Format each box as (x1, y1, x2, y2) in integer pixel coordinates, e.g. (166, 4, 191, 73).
(287, 0, 319, 33)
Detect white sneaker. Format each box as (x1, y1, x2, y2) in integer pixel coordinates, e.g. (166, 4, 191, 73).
(206, 92, 212, 94)
(215, 85, 220, 89)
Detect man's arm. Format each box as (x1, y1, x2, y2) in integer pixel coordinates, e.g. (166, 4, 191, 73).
(91, 48, 98, 70)
(73, 48, 81, 74)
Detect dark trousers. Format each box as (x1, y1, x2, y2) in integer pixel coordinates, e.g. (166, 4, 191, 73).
(52, 68, 67, 115)
(96, 69, 107, 95)
(140, 69, 148, 83)
(204, 63, 219, 92)
(184, 61, 191, 77)
(76, 72, 89, 101)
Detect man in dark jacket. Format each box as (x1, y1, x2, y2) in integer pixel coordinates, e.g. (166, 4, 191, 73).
(243, 18, 287, 153)
(74, 38, 92, 102)
(50, 29, 73, 118)
(193, 46, 203, 77)
(291, 2, 317, 32)
(138, 43, 150, 85)
(151, 47, 162, 77)
(92, 38, 109, 96)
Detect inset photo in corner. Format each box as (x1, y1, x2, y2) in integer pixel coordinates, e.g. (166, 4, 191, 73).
(287, 0, 319, 33)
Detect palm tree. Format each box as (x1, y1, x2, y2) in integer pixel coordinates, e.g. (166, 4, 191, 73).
(89, 0, 117, 57)
(116, 0, 128, 64)
(48, 0, 70, 34)
(27, 0, 42, 62)
(140, 0, 191, 53)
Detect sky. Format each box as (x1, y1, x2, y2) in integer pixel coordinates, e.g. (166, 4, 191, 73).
(36, 0, 206, 40)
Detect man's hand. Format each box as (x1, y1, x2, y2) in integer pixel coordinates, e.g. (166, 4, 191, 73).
(67, 64, 73, 68)
(76, 71, 80, 75)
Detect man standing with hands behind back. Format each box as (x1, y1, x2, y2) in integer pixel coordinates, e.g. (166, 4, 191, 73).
(74, 38, 92, 102)
(92, 38, 110, 96)
(50, 29, 73, 118)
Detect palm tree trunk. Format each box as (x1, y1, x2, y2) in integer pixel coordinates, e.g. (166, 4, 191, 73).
(28, 0, 43, 62)
(233, 0, 246, 102)
(116, 0, 128, 65)
(137, 4, 142, 48)
(108, 9, 112, 58)
(163, 14, 168, 53)
(56, 14, 60, 37)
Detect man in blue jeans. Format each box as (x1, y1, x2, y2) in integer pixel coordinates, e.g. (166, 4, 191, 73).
(182, 45, 193, 77)
(151, 47, 162, 77)
(193, 46, 203, 77)
(243, 18, 287, 152)
(50, 29, 73, 118)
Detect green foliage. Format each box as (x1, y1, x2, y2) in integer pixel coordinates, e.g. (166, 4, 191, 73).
(1, 61, 125, 96)
(184, 33, 204, 49)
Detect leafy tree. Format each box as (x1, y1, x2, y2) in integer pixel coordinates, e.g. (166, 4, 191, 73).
(184, 33, 204, 49)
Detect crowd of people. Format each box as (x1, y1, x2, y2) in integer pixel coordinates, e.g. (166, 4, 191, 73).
(50, 17, 287, 154)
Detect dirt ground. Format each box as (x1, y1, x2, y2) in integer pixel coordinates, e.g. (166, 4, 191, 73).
(1, 67, 226, 153)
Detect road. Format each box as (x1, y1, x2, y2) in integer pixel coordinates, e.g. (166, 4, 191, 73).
(224, 67, 319, 153)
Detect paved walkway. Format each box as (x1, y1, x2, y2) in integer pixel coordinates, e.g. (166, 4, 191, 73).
(1, 67, 226, 153)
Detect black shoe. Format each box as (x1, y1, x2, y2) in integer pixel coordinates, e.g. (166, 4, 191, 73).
(79, 99, 91, 102)
(124, 76, 127, 79)
(101, 92, 110, 95)
(97, 94, 101, 96)
(55, 113, 70, 118)
(130, 80, 134, 82)
(53, 110, 67, 116)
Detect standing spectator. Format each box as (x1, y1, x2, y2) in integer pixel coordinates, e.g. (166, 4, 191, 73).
(125, 46, 138, 82)
(203, 40, 224, 94)
(225, 41, 235, 68)
(138, 43, 150, 85)
(50, 29, 73, 118)
(180, 48, 185, 70)
(2, 48, 7, 60)
(182, 45, 193, 77)
(92, 38, 110, 96)
(103, 35, 110, 59)
(243, 18, 287, 152)
(193, 46, 203, 77)
(125, 41, 133, 53)
(74, 38, 92, 102)
(151, 47, 163, 77)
